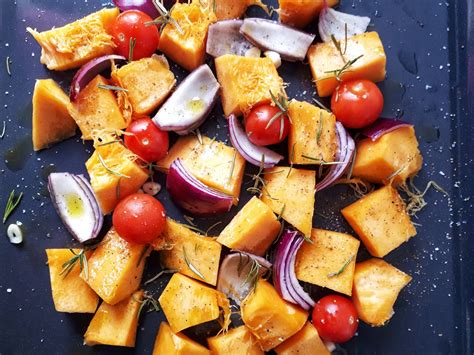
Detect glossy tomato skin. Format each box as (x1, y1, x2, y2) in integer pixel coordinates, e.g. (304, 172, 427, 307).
(331, 80, 384, 129)
(111, 10, 160, 60)
(244, 104, 290, 146)
(124, 118, 169, 163)
(312, 295, 359, 343)
(113, 193, 166, 244)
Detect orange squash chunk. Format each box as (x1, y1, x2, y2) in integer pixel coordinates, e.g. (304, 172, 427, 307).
(278, 0, 338, 29)
(200, 0, 268, 20)
(342, 185, 416, 258)
(274, 322, 330, 355)
(207, 326, 263, 355)
(32, 79, 77, 151)
(84, 290, 143, 347)
(308, 32, 387, 97)
(153, 322, 210, 355)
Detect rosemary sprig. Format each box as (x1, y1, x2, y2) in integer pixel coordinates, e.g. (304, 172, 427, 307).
(136, 245, 150, 267)
(137, 292, 160, 319)
(148, 0, 184, 34)
(3, 190, 23, 224)
(301, 154, 343, 165)
(144, 269, 177, 285)
(324, 54, 364, 83)
(98, 153, 130, 178)
(267, 90, 290, 138)
(5, 56, 11, 76)
(96, 139, 122, 147)
(328, 254, 355, 278)
(312, 97, 331, 112)
(303, 234, 314, 244)
(183, 246, 205, 280)
(184, 223, 206, 235)
(205, 221, 222, 236)
(97, 84, 128, 92)
(331, 34, 346, 62)
(0, 121, 5, 139)
(129, 37, 136, 62)
(316, 111, 323, 144)
(60, 249, 89, 279)
(386, 165, 407, 181)
(183, 215, 196, 226)
(237, 253, 266, 294)
(228, 150, 237, 183)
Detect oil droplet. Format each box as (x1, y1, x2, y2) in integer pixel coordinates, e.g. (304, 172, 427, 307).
(418, 125, 440, 143)
(4, 135, 33, 172)
(41, 164, 57, 181)
(186, 97, 204, 113)
(398, 50, 418, 75)
(65, 193, 84, 217)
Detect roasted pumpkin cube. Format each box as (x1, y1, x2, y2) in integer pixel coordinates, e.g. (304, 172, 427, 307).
(353, 126, 423, 186)
(215, 54, 285, 116)
(45, 249, 98, 313)
(288, 100, 337, 164)
(261, 167, 315, 237)
(278, 0, 338, 29)
(32, 79, 77, 151)
(83, 228, 149, 305)
(153, 322, 210, 355)
(295, 229, 360, 296)
(156, 135, 245, 204)
(308, 32, 386, 97)
(352, 258, 412, 326)
(111, 55, 176, 116)
(207, 325, 263, 355)
(274, 322, 330, 355)
(341, 185, 416, 258)
(84, 290, 143, 347)
(158, 2, 216, 71)
(27, 8, 118, 71)
(241, 280, 308, 351)
(208, 0, 268, 20)
(156, 218, 222, 286)
(159, 273, 231, 333)
(217, 196, 281, 256)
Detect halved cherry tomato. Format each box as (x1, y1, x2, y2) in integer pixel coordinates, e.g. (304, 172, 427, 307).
(244, 104, 290, 146)
(124, 118, 169, 163)
(113, 193, 166, 244)
(111, 10, 160, 60)
(331, 79, 384, 129)
(312, 295, 359, 343)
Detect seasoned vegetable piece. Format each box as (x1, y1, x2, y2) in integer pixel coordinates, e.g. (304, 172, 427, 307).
(261, 167, 316, 237)
(241, 280, 308, 351)
(83, 228, 149, 305)
(32, 79, 77, 151)
(68, 75, 128, 140)
(353, 126, 423, 185)
(156, 135, 245, 204)
(153, 322, 210, 355)
(200, 0, 268, 20)
(217, 196, 281, 256)
(287, 100, 337, 164)
(308, 32, 387, 97)
(27, 8, 118, 71)
(159, 273, 231, 333)
(295, 229, 360, 296)
(274, 322, 330, 355)
(352, 259, 412, 326)
(342, 185, 416, 258)
(112, 55, 176, 116)
(215, 54, 285, 116)
(45, 249, 98, 313)
(278, 0, 339, 29)
(207, 325, 264, 355)
(155, 218, 222, 286)
(158, 2, 217, 71)
(84, 290, 143, 347)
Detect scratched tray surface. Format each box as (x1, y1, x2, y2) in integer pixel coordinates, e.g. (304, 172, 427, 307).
(0, 0, 472, 354)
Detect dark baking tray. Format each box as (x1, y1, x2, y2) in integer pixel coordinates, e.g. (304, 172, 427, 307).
(1, 0, 473, 354)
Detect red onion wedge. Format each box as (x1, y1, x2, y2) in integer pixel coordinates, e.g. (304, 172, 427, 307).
(48, 173, 103, 243)
(69, 54, 126, 101)
(318, 5, 371, 43)
(316, 122, 355, 192)
(153, 64, 220, 135)
(228, 114, 283, 168)
(273, 230, 315, 310)
(217, 252, 271, 305)
(113, 0, 160, 18)
(361, 118, 414, 142)
(206, 20, 254, 58)
(239, 18, 315, 62)
(166, 159, 233, 216)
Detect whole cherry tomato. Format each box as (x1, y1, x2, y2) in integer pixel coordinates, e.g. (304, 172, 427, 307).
(244, 103, 290, 146)
(124, 118, 169, 163)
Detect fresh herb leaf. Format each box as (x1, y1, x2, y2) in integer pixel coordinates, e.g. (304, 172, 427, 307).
(96, 139, 122, 147)
(324, 54, 364, 82)
(316, 111, 323, 144)
(183, 215, 196, 226)
(183, 246, 205, 280)
(328, 254, 355, 278)
(205, 221, 222, 236)
(144, 269, 177, 285)
(98, 153, 131, 178)
(129, 37, 136, 62)
(228, 150, 237, 183)
(97, 84, 128, 92)
(60, 249, 89, 279)
(301, 154, 343, 165)
(331, 34, 346, 62)
(3, 190, 23, 224)
(150, 0, 184, 34)
(312, 97, 331, 112)
(137, 292, 160, 319)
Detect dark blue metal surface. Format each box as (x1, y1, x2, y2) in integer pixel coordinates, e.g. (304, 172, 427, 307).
(0, 0, 472, 354)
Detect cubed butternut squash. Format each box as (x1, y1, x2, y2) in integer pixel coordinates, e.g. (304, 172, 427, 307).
(83, 228, 149, 305)
(158, 2, 216, 71)
(352, 258, 412, 326)
(308, 32, 386, 97)
(274, 322, 330, 355)
(32, 79, 77, 151)
(295, 229, 360, 296)
(156, 135, 245, 204)
(215, 54, 285, 116)
(278, 0, 338, 29)
(261, 167, 315, 237)
(207, 326, 264, 355)
(217, 196, 281, 256)
(341, 185, 416, 258)
(209, 0, 268, 20)
(153, 322, 210, 355)
(84, 290, 143, 347)
(159, 273, 231, 333)
(241, 280, 308, 351)
(45, 249, 98, 313)
(27, 8, 118, 71)
(288, 100, 337, 164)
(353, 126, 423, 185)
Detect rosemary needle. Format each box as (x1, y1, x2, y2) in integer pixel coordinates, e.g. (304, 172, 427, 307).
(3, 190, 23, 224)
(98, 153, 130, 178)
(183, 246, 205, 280)
(328, 254, 355, 278)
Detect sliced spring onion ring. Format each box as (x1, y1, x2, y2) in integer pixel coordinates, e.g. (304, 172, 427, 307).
(7, 222, 23, 244)
(361, 118, 414, 141)
(318, 5, 371, 43)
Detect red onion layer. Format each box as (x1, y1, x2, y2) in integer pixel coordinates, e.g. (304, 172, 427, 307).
(361, 118, 414, 141)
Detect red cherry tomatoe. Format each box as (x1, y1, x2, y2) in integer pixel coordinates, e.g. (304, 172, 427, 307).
(244, 103, 290, 146)
(124, 117, 169, 163)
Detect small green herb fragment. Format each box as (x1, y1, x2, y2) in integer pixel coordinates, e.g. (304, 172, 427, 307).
(60, 249, 89, 279)
(316, 111, 323, 144)
(97, 84, 128, 92)
(137, 292, 160, 319)
(183, 246, 205, 280)
(327, 254, 355, 278)
(98, 153, 130, 178)
(3, 190, 23, 224)
(144, 269, 177, 285)
(228, 150, 237, 183)
(129, 37, 136, 62)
